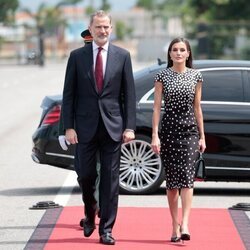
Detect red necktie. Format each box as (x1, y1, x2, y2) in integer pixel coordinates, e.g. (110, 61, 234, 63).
(95, 47, 103, 93)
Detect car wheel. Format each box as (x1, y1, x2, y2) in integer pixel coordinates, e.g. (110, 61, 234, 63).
(119, 134, 164, 194)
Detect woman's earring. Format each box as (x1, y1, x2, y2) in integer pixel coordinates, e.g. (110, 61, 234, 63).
(186, 57, 189, 60)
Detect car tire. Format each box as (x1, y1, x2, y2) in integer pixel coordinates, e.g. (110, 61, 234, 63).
(119, 134, 165, 195)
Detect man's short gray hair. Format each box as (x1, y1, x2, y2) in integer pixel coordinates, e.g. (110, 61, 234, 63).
(89, 10, 112, 25)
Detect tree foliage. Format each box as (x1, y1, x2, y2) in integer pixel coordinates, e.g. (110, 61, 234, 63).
(136, 0, 250, 59)
(22, 0, 83, 35)
(22, 0, 83, 65)
(136, 0, 185, 16)
(100, 0, 111, 11)
(0, 0, 19, 24)
(136, 0, 155, 10)
(185, 0, 250, 21)
(182, 0, 250, 59)
(115, 20, 132, 40)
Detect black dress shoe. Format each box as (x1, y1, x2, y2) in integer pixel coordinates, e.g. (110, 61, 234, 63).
(79, 218, 84, 228)
(100, 233, 115, 245)
(80, 209, 100, 228)
(82, 218, 96, 237)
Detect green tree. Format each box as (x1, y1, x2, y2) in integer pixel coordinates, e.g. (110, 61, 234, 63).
(0, 0, 19, 24)
(135, 0, 184, 18)
(22, 0, 83, 65)
(23, 3, 60, 66)
(181, 0, 250, 59)
(136, 0, 155, 10)
(134, 0, 186, 41)
(184, 0, 250, 21)
(115, 20, 132, 41)
(58, 0, 83, 5)
(100, 0, 110, 11)
(84, 0, 110, 16)
(240, 45, 250, 60)
(85, 5, 95, 15)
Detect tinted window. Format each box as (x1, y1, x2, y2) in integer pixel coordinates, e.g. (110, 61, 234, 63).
(148, 92, 154, 101)
(201, 70, 244, 102)
(136, 70, 157, 101)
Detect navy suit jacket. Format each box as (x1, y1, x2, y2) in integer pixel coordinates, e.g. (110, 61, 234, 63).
(62, 43, 136, 142)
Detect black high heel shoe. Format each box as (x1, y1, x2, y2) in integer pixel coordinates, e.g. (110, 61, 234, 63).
(180, 225, 190, 241)
(181, 233, 190, 241)
(170, 224, 181, 242)
(171, 236, 181, 242)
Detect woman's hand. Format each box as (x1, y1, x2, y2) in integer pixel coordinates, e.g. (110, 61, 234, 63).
(151, 134, 161, 155)
(199, 138, 206, 153)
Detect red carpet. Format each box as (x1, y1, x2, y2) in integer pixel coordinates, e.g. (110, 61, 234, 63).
(40, 207, 245, 250)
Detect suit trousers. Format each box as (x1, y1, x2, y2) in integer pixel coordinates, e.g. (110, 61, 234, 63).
(75, 117, 122, 235)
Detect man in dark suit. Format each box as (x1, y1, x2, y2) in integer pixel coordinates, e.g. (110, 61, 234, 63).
(62, 10, 136, 245)
(58, 29, 93, 150)
(58, 29, 101, 227)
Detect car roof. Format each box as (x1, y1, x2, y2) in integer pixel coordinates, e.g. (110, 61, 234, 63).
(136, 59, 250, 74)
(133, 59, 250, 101)
(193, 59, 250, 68)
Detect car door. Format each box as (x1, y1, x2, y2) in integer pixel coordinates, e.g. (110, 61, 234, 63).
(201, 67, 250, 180)
(136, 68, 159, 130)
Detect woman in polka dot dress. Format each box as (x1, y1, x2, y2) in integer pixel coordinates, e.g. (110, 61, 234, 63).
(151, 38, 206, 242)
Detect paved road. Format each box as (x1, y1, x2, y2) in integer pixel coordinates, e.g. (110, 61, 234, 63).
(0, 62, 249, 250)
(0, 63, 69, 250)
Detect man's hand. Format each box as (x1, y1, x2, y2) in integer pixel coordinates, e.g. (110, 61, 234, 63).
(123, 130, 135, 143)
(58, 135, 71, 151)
(65, 128, 78, 144)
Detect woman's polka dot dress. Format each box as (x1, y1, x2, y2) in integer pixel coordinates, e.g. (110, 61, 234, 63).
(155, 67, 203, 190)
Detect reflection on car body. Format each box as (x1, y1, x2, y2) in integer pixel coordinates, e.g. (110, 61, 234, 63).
(32, 60, 250, 194)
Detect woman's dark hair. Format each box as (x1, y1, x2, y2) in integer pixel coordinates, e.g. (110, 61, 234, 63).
(167, 38, 193, 68)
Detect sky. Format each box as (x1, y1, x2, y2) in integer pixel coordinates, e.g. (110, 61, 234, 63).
(19, 0, 137, 11)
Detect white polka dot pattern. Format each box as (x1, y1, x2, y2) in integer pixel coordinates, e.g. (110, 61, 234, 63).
(155, 67, 203, 189)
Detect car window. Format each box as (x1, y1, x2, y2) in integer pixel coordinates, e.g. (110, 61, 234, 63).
(135, 70, 156, 100)
(201, 70, 244, 102)
(148, 92, 154, 101)
(141, 68, 245, 104)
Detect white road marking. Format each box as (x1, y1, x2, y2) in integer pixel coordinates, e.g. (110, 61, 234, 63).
(53, 171, 78, 206)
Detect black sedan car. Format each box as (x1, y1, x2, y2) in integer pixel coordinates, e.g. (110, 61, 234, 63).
(32, 59, 250, 194)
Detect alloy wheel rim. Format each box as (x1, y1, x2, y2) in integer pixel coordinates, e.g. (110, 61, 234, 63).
(120, 140, 162, 192)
